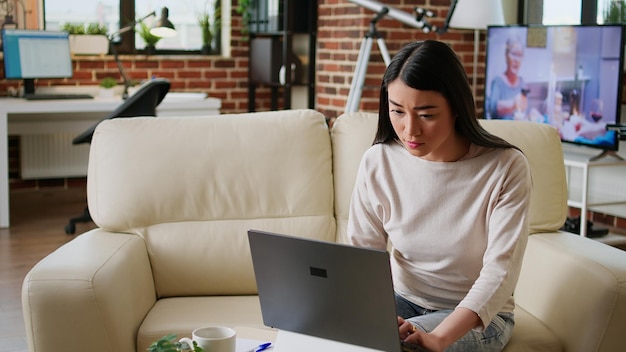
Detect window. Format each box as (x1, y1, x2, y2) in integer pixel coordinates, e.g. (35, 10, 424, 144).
(542, 0, 582, 24)
(521, 0, 626, 25)
(44, 0, 226, 54)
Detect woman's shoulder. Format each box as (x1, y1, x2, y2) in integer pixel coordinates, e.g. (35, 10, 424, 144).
(361, 142, 408, 166)
(363, 141, 401, 156)
(468, 145, 528, 165)
(491, 74, 507, 85)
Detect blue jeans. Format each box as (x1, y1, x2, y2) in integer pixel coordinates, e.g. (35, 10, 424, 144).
(395, 294, 514, 352)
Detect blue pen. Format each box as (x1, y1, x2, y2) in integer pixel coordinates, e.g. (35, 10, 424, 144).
(254, 342, 272, 352)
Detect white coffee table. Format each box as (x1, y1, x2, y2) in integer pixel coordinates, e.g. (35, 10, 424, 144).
(235, 327, 383, 352)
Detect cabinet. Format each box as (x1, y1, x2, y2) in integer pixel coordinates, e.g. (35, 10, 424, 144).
(247, 0, 317, 111)
(563, 150, 626, 237)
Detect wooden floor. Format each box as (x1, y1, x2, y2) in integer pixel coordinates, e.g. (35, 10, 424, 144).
(0, 188, 96, 352)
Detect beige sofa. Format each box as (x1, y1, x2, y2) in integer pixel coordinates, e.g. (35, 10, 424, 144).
(22, 109, 626, 352)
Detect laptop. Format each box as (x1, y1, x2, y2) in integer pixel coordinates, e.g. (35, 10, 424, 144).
(247, 229, 426, 352)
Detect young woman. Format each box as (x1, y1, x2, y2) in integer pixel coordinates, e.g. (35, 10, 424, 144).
(348, 40, 531, 352)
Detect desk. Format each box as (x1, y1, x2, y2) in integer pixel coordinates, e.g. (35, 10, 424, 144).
(0, 96, 221, 228)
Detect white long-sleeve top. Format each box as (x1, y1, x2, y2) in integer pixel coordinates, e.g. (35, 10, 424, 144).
(348, 142, 531, 330)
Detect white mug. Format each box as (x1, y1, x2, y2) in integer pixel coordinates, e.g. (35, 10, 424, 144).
(179, 326, 236, 352)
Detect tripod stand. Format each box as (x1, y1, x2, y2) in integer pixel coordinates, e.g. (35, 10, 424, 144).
(345, 9, 392, 113)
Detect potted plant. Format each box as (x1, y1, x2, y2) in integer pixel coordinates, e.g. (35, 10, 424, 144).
(148, 334, 203, 352)
(236, 0, 252, 40)
(98, 77, 117, 99)
(198, 0, 221, 54)
(62, 22, 109, 56)
(138, 21, 162, 55)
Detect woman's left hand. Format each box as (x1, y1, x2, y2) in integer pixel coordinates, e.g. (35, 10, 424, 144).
(398, 317, 416, 340)
(398, 317, 444, 352)
(404, 329, 444, 352)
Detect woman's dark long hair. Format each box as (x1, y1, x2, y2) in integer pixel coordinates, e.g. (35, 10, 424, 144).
(374, 40, 517, 150)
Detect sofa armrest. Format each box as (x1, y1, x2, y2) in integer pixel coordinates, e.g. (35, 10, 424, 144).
(22, 230, 156, 352)
(515, 232, 626, 352)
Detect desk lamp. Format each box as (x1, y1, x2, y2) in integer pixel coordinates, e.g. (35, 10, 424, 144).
(445, 0, 505, 98)
(150, 7, 177, 38)
(109, 7, 177, 99)
(1, 13, 16, 29)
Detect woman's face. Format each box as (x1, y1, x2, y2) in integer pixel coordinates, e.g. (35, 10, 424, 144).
(506, 42, 524, 75)
(387, 79, 466, 162)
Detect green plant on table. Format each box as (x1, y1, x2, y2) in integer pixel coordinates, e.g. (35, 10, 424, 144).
(61, 23, 86, 35)
(198, 0, 221, 53)
(198, 12, 213, 50)
(147, 334, 204, 352)
(61, 22, 108, 35)
(86, 22, 109, 35)
(99, 77, 117, 89)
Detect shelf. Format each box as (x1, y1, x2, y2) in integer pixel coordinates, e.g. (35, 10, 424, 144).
(586, 204, 626, 219)
(567, 188, 626, 207)
(563, 151, 626, 237)
(592, 232, 626, 247)
(247, 0, 316, 111)
(561, 228, 626, 248)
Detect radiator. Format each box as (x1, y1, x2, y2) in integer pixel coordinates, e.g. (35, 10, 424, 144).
(20, 134, 90, 179)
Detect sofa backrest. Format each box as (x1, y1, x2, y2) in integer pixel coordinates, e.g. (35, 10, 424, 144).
(479, 119, 568, 233)
(331, 112, 568, 243)
(87, 109, 336, 298)
(331, 112, 378, 244)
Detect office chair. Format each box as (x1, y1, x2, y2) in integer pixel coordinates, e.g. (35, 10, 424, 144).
(65, 78, 171, 234)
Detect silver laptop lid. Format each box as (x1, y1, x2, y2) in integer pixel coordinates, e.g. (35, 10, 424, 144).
(248, 229, 403, 352)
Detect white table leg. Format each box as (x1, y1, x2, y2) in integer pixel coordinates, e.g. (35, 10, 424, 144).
(0, 110, 10, 228)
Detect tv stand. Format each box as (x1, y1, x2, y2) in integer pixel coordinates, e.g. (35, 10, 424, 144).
(589, 150, 625, 162)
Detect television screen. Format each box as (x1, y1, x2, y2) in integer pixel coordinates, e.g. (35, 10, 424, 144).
(484, 24, 624, 151)
(1, 29, 73, 94)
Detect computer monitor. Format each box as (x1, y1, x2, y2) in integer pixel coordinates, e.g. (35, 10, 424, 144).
(1, 29, 73, 95)
(484, 24, 624, 154)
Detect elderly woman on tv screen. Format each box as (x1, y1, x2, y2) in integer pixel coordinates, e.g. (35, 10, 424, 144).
(487, 35, 530, 120)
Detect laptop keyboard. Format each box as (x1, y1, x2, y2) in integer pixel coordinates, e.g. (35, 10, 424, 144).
(24, 93, 94, 100)
(401, 340, 430, 352)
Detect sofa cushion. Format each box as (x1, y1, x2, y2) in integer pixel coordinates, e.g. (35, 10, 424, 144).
(87, 109, 336, 297)
(515, 232, 626, 352)
(136, 296, 265, 351)
(505, 305, 562, 352)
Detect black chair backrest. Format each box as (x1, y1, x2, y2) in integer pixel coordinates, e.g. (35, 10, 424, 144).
(73, 78, 171, 145)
